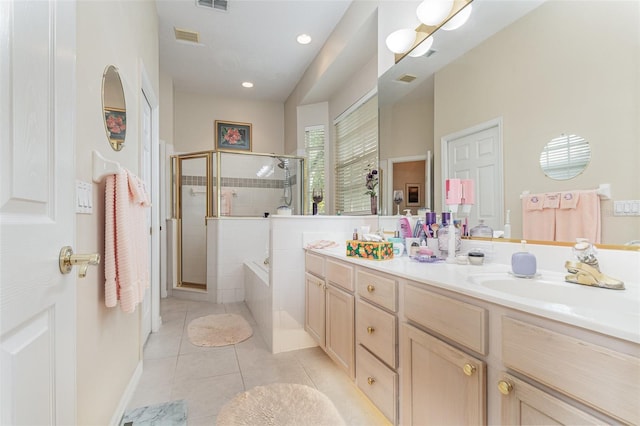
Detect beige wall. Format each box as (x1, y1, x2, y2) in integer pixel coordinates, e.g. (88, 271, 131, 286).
(75, 1, 159, 424)
(433, 0, 639, 244)
(160, 70, 175, 146)
(380, 92, 434, 161)
(173, 91, 284, 154)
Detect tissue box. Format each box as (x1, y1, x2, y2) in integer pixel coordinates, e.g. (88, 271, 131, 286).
(346, 240, 394, 260)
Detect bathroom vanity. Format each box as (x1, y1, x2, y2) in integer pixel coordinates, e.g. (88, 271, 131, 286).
(304, 247, 640, 425)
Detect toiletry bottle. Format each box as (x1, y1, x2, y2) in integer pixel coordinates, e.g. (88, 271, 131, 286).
(353, 228, 358, 240)
(399, 215, 412, 238)
(410, 240, 420, 257)
(511, 240, 537, 277)
(504, 209, 511, 239)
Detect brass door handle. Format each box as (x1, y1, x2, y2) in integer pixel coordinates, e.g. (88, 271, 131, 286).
(367, 326, 375, 334)
(367, 284, 375, 292)
(463, 363, 476, 376)
(367, 377, 375, 385)
(498, 380, 513, 395)
(59, 246, 100, 278)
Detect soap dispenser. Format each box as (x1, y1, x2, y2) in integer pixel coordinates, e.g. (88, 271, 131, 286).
(511, 240, 537, 277)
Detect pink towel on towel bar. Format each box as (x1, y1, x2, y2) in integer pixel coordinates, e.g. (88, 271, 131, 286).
(556, 190, 601, 243)
(522, 194, 556, 241)
(104, 169, 151, 313)
(559, 192, 579, 209)
(543, 193, 560, 209)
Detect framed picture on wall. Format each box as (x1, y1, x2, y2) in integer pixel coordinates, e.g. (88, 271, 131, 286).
(405, 183, 422, 206)
(215, 120, 252, 152)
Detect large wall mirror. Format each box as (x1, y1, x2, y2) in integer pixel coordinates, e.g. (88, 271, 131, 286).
(102, 65, 127, 151)
(378, 0, 639, 246)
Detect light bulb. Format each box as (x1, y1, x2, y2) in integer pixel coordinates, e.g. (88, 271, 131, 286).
(441, 4, 472, 31)
(408, 35, 434, 57)
(416, 0, 454, 26)
(385, 28, 417, 54)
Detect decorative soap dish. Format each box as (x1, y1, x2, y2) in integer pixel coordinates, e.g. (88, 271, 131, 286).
(413, 255, 442, 263)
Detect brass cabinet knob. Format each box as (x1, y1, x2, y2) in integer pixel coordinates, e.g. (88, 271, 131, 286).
(367, 326, 375, 334)
(367, 377, 375, 385)
(498, 380, 513, 395)
(463, 363, 476, 376)
(367, 284, 375, 293)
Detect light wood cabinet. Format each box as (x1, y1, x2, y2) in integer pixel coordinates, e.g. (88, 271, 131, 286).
(497, 374, 602, 425)
(304, 272, 325, 347)
(325, 284, 355, 378)
(401, 323, 486, 425)
(304, 255, 355, 379)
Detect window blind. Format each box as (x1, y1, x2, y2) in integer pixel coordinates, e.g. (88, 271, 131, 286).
(539, 134, 591, 180)
(334, 94, 378, 214)
(305, 125, 325, 214)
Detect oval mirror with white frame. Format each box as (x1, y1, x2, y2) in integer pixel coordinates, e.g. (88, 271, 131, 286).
(102, 65, 126, 151)
(539, 134, 591, 180)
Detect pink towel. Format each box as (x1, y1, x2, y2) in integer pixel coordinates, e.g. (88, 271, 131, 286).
(522, 195, 555, 241)
(556, 190, 601, 243)
(559, 192, 579, 209)
(543, 193, 560, 209)
(104, 169, 151, 313)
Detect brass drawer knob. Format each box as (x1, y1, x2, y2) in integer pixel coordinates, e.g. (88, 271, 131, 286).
(463, 363, 476, 376)
(367, 326, 375, 334)
(498, 380, 513, 395)
(367, 284, 375, 293)
(367, 377, 375, 385)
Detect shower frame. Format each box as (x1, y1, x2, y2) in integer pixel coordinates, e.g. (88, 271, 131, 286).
(172, 150, 306, 291)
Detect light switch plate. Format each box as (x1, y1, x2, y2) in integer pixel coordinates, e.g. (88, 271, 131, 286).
(613, 200, 640, 216)
(76, 180, 93, 214)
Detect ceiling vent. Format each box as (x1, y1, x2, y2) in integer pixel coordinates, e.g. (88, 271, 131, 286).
(396, 74, 417, 84)
(196, 0, 228, 11)
(174, 27, 200, 44)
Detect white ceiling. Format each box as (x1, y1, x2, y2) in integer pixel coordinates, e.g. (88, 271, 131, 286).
(156, 0, 353, 102)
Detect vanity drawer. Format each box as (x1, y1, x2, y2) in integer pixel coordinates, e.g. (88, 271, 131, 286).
(404, 283, 487, 355)
(305, 252, 324, 278)
(326, 258, 354, 292)
(356, 344, 398, 424)
(357, 269, 397, 312)
(502, 317, 640, 425)
(356, 299, 397, 368)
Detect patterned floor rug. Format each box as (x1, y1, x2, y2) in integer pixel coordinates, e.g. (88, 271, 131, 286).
(216, 383, 346, 426)
(121, 400, 187, 426)
(187, 313, 253, 347)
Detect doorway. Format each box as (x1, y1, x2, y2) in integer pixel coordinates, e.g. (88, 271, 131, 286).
(441, 118, 503, 232)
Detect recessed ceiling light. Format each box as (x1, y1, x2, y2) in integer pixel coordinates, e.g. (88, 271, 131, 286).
(242, 81, 254, 88)
(296, 34, 312, 45)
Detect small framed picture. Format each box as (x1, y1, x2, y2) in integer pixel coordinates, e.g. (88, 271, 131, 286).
(215, 120, 252, 152)
(104, 108, 126, 141)
(405, 183, 422, 206)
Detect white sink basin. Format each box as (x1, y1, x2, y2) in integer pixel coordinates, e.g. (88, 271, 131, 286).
(467, 272, 637, 314)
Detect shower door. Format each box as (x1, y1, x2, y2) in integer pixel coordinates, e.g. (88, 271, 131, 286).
(177, 154, 209, 289)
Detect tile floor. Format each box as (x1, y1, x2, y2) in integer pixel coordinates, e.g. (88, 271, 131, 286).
(127, 297, 390, 425)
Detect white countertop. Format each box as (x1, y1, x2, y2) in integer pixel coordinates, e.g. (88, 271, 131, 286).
(309, 247, 640, 344)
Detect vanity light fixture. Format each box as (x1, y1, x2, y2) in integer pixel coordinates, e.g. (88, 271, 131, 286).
(386, 0, 473, 62)
(385, 28, 418, 54)
(416, 0, 454, 26)
(242, 81, 254, 88)
(296, 33, 312, 45)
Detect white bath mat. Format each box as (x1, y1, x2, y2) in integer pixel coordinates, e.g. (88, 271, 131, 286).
(216, 383, 346, 426)
(187, 313, 253, 347)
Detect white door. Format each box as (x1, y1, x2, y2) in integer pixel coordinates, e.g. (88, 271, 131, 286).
(141, 91, 152, 344)
(0, 1, 77, 424)
(443, 120, 503, 231)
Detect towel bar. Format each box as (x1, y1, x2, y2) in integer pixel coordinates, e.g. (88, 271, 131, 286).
(92, 150, 121, 183)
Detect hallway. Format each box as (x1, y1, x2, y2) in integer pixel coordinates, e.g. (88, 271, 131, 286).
(127, 297, 390, 425)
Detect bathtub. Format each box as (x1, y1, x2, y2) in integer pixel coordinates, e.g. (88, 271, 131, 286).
(244, 259, 272, 347)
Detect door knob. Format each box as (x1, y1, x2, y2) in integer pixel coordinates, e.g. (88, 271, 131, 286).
(59, 246, 100, 278)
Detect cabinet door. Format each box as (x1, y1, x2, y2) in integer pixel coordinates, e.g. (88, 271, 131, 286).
(401, 323, 486, 425)
(498, 374, 603, 425)
(326, 284, 355, 379)
(305, 272, 325, 347)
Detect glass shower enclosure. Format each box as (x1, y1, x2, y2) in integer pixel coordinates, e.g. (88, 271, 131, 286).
(172, 151, 304, 290)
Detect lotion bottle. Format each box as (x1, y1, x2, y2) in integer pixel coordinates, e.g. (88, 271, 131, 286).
(504, 209, 512, 239)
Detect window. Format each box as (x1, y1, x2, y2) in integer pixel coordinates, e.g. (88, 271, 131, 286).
(334, 93, 378, 214)
(305, 125, 325, 214)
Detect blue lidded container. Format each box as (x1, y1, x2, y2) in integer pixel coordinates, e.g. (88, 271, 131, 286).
(511, 240, 537, 277)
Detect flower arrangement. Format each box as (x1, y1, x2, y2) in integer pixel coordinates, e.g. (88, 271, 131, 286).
(364, 164, 378, 197)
